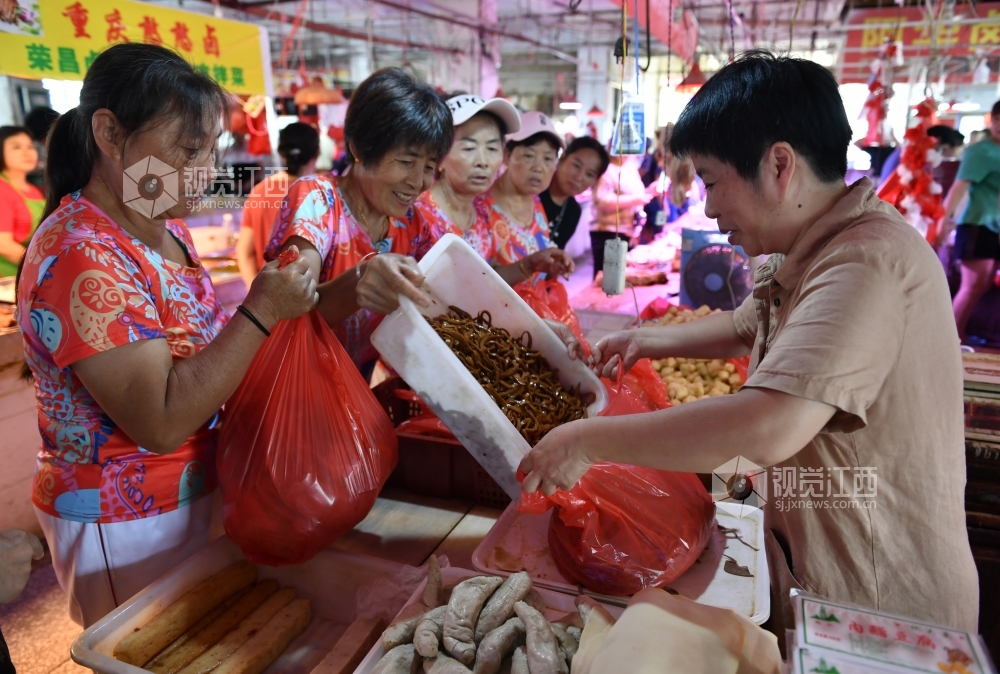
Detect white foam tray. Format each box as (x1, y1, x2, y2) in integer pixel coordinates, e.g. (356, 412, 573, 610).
(71, 537, 405, 674)
(371, 234, 608, 500)
(471, 501, 770, 624)
(353, 566, 624, 673)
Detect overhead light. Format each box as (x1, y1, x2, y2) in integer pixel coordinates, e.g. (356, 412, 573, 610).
(559, 97, 583, 110)
(676, 62, 707, 94)
(587, 104, 604, 117)
(294, 77, 345, 105)
(953, 101, 981, 112)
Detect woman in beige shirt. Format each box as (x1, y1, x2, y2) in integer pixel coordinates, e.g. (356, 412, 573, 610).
(521, 51, 979, 636)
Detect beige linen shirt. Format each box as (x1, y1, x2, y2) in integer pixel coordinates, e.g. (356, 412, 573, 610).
(732, 178, 979, 633)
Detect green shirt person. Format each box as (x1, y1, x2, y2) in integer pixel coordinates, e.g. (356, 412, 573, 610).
(941, 103, 1000, 343)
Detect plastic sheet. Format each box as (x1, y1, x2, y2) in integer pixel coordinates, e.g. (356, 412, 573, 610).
(217, 274, 398, 565)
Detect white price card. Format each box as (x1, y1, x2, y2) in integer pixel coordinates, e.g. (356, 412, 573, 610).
(792, 592, 993, 674)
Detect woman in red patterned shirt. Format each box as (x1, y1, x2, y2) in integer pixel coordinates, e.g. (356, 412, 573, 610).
(16, 44, 317, 626)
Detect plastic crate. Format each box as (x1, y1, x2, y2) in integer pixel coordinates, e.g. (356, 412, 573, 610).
(373, 377, 511, 509)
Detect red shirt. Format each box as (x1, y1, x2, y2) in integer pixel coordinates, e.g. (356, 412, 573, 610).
(18, 193, 227, 523)
(0, 177, 43, 242)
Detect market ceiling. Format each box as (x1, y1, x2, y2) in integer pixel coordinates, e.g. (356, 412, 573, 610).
(157, 0, 1000, 83)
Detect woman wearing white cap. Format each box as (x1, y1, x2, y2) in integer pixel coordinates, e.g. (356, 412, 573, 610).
(415, 96, 574, 284)
(481, 111, 574, 276)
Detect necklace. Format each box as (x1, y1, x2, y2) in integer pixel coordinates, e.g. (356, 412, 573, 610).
(504, 195, 535, 228)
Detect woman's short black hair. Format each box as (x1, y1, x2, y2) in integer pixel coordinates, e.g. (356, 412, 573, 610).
(0, 126, 34, 172)
(278, 122, 320, 176)
(506, 132, 561, 154)
(563, 136, 610, 177)
(24, 107, 58, 145)
(670, 50, 851, 184)
(345, 68, 452, 167)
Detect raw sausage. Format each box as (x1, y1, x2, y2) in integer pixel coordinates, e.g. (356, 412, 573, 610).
(422, 556, 444, 609)
(372, 644, 420, 674)
(422, 653, 470, 673)
(474, 572, 531, 643)
(472, 618, 524, 674)
(414, 606, 448, 658)
(512, 602, 566, 674)
(442, 576, 503, 665)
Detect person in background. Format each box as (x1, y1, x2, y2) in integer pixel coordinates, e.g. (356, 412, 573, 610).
(939, 101, 1000, 344)
(482, 111, 573, 276)
(878, 124, 960, 187)
(0, 529, 44, 674)
(267, 68, 452, 378)
(539, 135, 609, 250)
(638, 135, 660, 187)
(24, 107, 58, 191)
(590, 148, 647, 278)
(16, 43, 318, 627)
(237, 122, 320, 288)
(933, 128, 965, 198)
(0, 126, 44, 277)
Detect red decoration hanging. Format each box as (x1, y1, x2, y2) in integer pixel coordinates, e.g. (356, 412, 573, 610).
(861, 39, 896, 146)
(876, 98, 946, 243)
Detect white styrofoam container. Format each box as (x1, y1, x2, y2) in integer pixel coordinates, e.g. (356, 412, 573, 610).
(71, 537, 405, 674)
(353, 566, 624, 673)
(471, 502, 770, 624)
(371, 234, 608, 499)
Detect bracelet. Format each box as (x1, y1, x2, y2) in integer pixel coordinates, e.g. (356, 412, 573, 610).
(356, 251, 378, 282)
(518, 259, 531, 278)
(237, 305, 270, 337)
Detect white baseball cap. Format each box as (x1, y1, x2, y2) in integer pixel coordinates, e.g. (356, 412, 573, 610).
(446, 94, 522, 135)
(505, 111, 565, 151)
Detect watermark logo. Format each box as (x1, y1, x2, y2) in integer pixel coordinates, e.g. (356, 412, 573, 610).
(771, 466, 877, 513)
(123, 156, 179, 218)
(712, 455, 768, 518)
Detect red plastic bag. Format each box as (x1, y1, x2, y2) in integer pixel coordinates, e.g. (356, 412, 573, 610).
(515, 278, 591, 358)
(518, 376, 715, 596)
(621, 358, 670, 411)
(217, 309, 398, 566)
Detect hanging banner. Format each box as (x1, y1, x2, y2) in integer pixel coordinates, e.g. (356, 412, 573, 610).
(840, 3, 1000, 84)
(609, 0, 699, 64)
(0, 0, 269, 95)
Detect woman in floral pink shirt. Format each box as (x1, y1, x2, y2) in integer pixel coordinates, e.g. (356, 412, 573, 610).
(17, 44, 316, 626)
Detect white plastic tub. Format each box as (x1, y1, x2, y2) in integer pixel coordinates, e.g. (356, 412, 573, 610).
(71, 537, 405, 674)
(353, 566, 624, 673)
(371, 234, 607, 499)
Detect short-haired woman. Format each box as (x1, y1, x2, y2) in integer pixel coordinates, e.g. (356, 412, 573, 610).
(236, 122, 320, 288)
(481, 111, 574, 277)
(267, 68, 452, 377)
(17, 44, 317, 626)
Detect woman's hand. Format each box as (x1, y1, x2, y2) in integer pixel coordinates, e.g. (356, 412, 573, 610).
(524, 248, 575, 279)
(356, 253, 431, 315)
(589, 330, 644, 378)
(242, 245, 318, 329)
(543, 319, 586, 361)
(518, 420, 595, 495)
